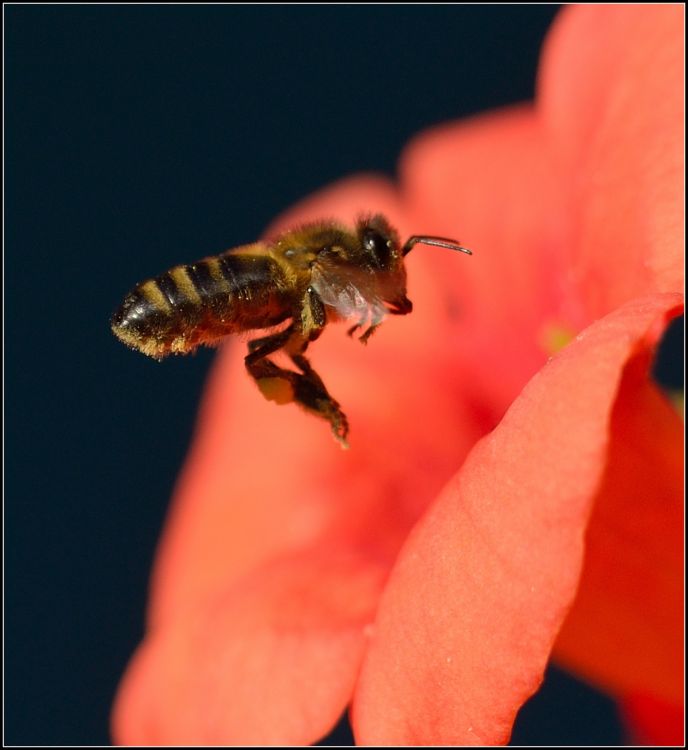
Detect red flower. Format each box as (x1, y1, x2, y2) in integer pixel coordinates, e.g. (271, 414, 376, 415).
(112, 5, 684, 745)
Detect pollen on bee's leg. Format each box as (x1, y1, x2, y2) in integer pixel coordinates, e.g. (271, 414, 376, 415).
(256, 376, 295, 405)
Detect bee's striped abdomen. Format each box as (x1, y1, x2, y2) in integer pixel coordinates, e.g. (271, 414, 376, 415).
(111, 251, 293, 359)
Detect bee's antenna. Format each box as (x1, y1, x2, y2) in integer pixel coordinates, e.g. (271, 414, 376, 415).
(401, 236, 472, 257)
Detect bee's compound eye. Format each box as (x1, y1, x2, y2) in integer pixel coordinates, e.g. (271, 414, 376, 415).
(363, 229, 391, 268)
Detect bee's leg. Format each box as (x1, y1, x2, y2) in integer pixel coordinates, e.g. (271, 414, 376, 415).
(287, 288, 349, 447)
(346, 314, 367, 338)
(299, 287, 327, 342)
(357, 306, 386, 345)
(245, 294, 349, 447)
(245, 325, 299, 405)
(247, 324, 295, 354)
(358, 324, 379, 344)
(287, 348, 349, 448)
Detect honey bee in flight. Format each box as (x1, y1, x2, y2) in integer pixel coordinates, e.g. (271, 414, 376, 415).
(111, 214, 471, 447)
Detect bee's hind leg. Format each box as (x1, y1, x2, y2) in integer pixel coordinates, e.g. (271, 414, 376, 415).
(245, 324, 298, 404)
(288, 350, 349, 448)
(244, 308, 349, 447)
(285, 292, 349, 446)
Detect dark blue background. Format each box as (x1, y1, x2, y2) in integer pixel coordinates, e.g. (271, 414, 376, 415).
(8, 4, 668, 744)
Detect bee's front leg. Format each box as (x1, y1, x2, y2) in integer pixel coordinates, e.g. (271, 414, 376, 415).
(357, 323, 380, 344)
(356, 306, 386, 345)
(346, 314, 367, 339)
(346, 322, 361, 338)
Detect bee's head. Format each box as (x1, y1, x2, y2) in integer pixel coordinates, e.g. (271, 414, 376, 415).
(355, 214, 412, 311)
(355, 214, 471, 313)
(356, 214, 403, 273)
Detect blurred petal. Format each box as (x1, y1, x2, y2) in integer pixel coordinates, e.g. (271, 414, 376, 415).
(113, 548, 386, 745)
(553, 349, 684, 703)
(539, 5, 684, 315)
(399, 106, 574, 414)
(351, 294, 682, 745)
(620, 693, 685, 746)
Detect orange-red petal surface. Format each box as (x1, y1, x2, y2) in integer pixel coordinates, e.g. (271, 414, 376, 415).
(351, 294, 682, 745)
(113, 548, 387, 745)
(538, 5, 684, 316)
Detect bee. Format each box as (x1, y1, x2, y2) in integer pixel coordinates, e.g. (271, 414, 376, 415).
(111, 214, 471, 447)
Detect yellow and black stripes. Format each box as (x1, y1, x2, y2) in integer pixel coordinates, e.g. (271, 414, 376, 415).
(185, 259, 225, 301)
(153, 266, 202, 309)
(138, 279, 171, 313)
(111, 252, 294, 358)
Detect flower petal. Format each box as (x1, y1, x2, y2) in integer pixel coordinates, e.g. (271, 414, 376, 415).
(552, 347, 684, 704)
(621, 693, 685, 746)
(399, 105, 577, 414)
(539, 5, 684, 315)
(113, 548, 386, 745)
(351, 293, 683, 745)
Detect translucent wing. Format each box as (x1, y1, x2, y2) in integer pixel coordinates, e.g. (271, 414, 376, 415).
(310, 255, 387, 326)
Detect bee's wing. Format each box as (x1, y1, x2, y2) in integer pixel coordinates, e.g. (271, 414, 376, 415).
(310, 257, 386, 322)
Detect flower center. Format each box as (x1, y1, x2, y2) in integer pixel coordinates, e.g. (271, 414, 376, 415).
(539, 322, 576, 356)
